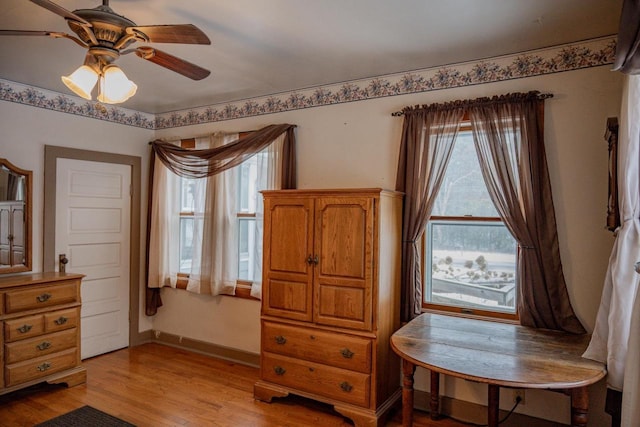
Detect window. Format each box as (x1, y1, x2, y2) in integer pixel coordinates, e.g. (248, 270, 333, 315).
(174, 133, 266, 298)
(236, 152, 264, 282)
(178, 176, 198, 274)
(423, 129, 518, 319)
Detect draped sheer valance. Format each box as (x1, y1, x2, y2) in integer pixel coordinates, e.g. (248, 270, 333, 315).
(146, 124, 297, 316)
(395, 91, 585, 334)
(150, 123, 297, 183)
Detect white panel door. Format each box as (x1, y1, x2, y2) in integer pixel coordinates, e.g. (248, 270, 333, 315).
(56, 159, 131, 359)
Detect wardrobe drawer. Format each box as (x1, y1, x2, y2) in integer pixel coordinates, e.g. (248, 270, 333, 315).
(4, 348, 78, 387)
(262, 352, 371, 408)
(262, 322, 372, 373)
(4, 281, 79, 313)
(44, 308, 79, 333)
(4, 314, 44, 342)
(5, 328, 78, 364)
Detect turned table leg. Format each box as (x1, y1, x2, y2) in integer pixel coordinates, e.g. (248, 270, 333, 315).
(487, 384, 500, 427)
(430, 370, 440, 420)
(401, 359, 416, 427)
(570, 387, 589, 427)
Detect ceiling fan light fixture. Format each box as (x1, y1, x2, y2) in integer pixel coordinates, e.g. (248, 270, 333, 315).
(97, 65, 137, 104)
(61, 65, 99, 100)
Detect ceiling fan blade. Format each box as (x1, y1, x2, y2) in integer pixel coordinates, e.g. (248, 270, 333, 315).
(134, 47, 211, 80)
(0, 30, 62, 36)
(29, 0, 91, 26)
(127, 24, 210, 45)
(0, 29, 88, 47)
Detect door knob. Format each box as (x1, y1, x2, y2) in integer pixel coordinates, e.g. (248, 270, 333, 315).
(59, 253, 69, 273)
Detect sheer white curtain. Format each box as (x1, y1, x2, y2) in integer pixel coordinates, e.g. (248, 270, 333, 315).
(199, 133, 239, 296)
(583, 74, 640, 425)
(147, 148, 181, 288)
(250, 134, 285, 299)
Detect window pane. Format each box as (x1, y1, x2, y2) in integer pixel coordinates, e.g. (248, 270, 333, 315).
(181, 178, 197, 212)
(426, 220, 517, 312)
(179, 217, 194, 273)
(431, 132, 498, 217)
(238, 156, 258, 213)
(238, 218, 256, 280)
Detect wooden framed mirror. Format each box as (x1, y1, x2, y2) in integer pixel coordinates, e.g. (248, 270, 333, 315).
(0, 158, 32, 273)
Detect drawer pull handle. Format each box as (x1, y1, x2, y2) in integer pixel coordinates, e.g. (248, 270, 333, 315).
(341, 348, 354, 359)
(17, 324, 33, 334)
(340, 382, 353, 392)
(54, 316, 68, 325)
(37, 362, 52, 372)
(309, 335, 316, 340)
(274, 366, 286, 376)
(36, 293, 52, 303)
(37, 341, 52, 351)
(274, 335, 287, 345)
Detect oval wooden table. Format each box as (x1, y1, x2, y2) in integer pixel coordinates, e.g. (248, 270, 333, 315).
(390, 313, 606, 427)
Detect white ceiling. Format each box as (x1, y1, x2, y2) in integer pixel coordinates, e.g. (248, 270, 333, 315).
(0, 0, 621, 114)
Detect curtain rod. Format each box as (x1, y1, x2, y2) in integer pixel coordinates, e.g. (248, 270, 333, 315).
(391, 92, 554, 117)
(148, 124, 297, 145)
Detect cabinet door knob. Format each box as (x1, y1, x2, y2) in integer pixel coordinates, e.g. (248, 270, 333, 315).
(341, 348, 354, 359)
(306, 255, 314, 265)
(274, 335, 287, 345)
(37, 341, 52, 351)
(274, 366, 286, 376)
(340, 382, 353, 392)
(313, 255, 319, 265)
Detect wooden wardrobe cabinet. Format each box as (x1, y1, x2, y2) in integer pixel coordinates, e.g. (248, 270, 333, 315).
(0, 272, 86, 395)
(254, 189, 403, 427)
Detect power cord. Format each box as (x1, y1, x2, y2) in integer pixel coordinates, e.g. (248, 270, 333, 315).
(445, 395, 523, 427)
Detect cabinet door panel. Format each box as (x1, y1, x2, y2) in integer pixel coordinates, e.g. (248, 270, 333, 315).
(263, 197, 314, 321)
(314, 197, 374, 330)
(316, 200, 368, 279)
(265, 198, 313, 274)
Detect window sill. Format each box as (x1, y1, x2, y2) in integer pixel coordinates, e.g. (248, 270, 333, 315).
(421, 307, 519, 325)
(174, 275, 259, 301)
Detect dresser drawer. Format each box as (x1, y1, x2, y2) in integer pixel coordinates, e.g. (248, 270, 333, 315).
(44, 308, 80, 333)
(262, 352, 371, 407)
(4, 281, 79, 313)
(262, 322, 372, 373)
(4, 314, 44, 342)
(4, 348, 78, 387)
(5, 328, 78, 364)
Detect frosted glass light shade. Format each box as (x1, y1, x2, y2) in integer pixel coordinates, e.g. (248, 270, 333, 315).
(97, 66, 138, 104)
(61, 65, 99, 100)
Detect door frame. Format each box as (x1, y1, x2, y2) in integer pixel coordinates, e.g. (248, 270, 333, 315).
(43, 145, 142, 348)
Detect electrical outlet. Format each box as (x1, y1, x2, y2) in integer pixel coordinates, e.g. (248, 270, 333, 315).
(513, 389, 526, 405)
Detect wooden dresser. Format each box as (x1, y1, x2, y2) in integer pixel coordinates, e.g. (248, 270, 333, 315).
(0, 272, 86, 395)
(254, 189, 403, 427)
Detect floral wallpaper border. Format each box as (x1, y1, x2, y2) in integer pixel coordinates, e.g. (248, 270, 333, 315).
(1, 36, 616, 130)
(0, 80, 155, 129)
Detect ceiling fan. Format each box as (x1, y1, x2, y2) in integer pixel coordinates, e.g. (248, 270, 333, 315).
(0, 0, 211, 104)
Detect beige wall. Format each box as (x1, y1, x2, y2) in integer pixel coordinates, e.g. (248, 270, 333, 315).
(0, 102, 155, 332)
(0, 64, 623, 425)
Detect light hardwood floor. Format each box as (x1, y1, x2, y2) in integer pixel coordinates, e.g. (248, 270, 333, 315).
(0, 343, 469, 427)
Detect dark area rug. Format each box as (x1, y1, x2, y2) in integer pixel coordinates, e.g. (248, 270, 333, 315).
(34, 405, 136, 427)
